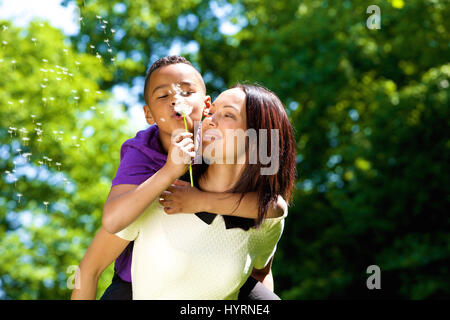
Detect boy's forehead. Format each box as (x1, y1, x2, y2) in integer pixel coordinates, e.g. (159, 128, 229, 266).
(149, 64, 205, 92)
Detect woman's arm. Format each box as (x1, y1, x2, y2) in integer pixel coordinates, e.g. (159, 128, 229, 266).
(160, 180, 287, 219)
(71, 227, 130, 300)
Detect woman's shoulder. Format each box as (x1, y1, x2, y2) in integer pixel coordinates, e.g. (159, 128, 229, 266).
(264, 195, 288, 219)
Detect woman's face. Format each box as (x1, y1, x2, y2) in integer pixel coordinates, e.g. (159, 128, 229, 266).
(201, 88, 248, 164)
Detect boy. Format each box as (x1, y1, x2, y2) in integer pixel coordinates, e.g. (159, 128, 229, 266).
(71, 56, 282, 299)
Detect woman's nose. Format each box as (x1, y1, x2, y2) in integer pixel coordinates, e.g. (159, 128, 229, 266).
(207, 115, 217, 127)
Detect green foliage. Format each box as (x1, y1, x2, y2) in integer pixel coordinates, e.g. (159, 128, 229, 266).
(1, 0, 449, 299)
(0, 21, 127, 299)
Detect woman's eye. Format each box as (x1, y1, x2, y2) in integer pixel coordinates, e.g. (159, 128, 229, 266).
(158, 95, 168, 99)
(225, 113, 233, 118)
(181, 91, 194, 96)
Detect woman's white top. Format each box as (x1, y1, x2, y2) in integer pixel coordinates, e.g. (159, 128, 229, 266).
(115, 200, 287, 300)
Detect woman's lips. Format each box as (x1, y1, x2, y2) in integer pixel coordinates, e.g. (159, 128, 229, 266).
(202, 131, 222, 142)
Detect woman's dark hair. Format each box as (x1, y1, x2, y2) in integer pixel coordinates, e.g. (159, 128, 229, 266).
(193, 84, 296, 227)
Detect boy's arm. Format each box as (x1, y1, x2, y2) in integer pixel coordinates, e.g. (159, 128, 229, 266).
(103, 132, 195, 234)
(103, 166, 179, 234)
(71, 227, 130, 300)
(161, 180, 287, 219)
(251, 257, 275, 292)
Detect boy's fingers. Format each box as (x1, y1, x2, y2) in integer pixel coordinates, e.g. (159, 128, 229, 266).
(174, 180, 190, 187)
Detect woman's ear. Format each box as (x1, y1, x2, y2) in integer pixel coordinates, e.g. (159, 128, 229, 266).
(143, 105, 155, 125)
(203, 96, 212, 117)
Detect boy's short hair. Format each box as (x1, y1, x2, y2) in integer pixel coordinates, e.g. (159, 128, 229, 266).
(143, 55, 204, 105)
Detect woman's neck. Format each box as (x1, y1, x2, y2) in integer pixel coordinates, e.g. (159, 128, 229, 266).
(199, 163, 246, 193)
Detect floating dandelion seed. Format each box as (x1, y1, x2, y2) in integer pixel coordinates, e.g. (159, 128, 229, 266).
(8, 130, 13, 137)
(101, 25, 106, 34)
(84, 88, 90, 92)
(22, 137, 30, 145)
(56, 77, 61, 81)
(90, 106, 96, 110)
(111, 58, 115, 62)
(9, 127, 17, 136)
(74, 96, 80, 100)
(11, 60, 16, 70)
(43, 201, 49, 211)
(42, 59, 48, 63)
(43, 78, 48, 82)
(56, 162, 61, 170)
(96, 91, 101, 94)
(111, 28, 116, 33)
(108, 48, 113, 53)
(96, 53, 101, 59)
(19, 99, 24, 104)
(16, 148, 22, 156)
(38, 160, 43, 166)
(104, 39, 110, 47)
(63, 48, 68, 54)
(2, 25, 8, 31)
(40, 84, 47, 89)
(75, 144, 80, 148)
(17, 193, 22, 204)
(2, 40, 7, 45)
(31, 115, 36, 123)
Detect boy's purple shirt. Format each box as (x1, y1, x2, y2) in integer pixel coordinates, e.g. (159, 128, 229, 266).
(112, 124, 168, 282)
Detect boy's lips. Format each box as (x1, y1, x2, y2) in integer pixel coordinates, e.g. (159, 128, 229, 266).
(172, 111, 184, 120)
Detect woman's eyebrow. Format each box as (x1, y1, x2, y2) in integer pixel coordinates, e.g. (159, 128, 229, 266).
(223, 105, 239, 111)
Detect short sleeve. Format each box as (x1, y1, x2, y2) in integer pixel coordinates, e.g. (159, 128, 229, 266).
(115, 215, 141, 241)
(253, 206, 288, 269)
(112, 145, 157, 186)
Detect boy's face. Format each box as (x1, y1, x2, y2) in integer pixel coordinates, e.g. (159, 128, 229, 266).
(144, 63, 210, 135)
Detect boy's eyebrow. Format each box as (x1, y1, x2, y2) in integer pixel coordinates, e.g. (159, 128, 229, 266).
(152, 81, 196, 95)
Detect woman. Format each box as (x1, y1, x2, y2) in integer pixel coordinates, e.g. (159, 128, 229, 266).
(71, 84, 296, 299)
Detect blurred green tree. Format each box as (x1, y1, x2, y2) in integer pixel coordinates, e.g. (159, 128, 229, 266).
(63, 0, 449, 299)
(0, 21, 129, 299)
(1, 0, 448, 299)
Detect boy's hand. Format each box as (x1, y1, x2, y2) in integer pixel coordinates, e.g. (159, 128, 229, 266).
(159, 180, 203, 214)
(163, 131, 195, 180)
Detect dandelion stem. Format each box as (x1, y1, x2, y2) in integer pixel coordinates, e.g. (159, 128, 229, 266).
(183, 113, 194, 187)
